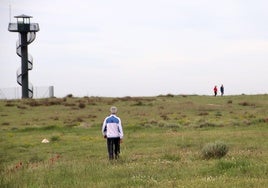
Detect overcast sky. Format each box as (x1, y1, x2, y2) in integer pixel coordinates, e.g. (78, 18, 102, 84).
(1, 0, 268, 97)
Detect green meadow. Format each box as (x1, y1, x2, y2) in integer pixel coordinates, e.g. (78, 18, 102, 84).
(0, 94, 267, 187)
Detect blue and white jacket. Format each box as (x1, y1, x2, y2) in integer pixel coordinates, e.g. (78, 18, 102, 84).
(102, 114, 123, 139)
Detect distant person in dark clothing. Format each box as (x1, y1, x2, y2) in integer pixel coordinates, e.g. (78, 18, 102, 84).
(213, 86, 218, 97)
(220, 85, 224, 96)
(102, 106, 124, 160)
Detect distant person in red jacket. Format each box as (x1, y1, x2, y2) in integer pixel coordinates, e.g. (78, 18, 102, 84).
(213, 86, 218, 96)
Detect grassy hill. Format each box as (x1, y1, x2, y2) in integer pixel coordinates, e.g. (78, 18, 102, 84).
(0, 94, 267, 187)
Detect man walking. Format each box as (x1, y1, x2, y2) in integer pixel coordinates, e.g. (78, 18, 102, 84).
(102, 106, 124, 160)
(220, 85, 224, 96)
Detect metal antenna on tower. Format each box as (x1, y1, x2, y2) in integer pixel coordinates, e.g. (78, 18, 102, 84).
(9, 4, 11, 22)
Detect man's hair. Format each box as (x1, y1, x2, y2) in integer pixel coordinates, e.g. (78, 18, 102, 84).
(110, 106, 117, 114)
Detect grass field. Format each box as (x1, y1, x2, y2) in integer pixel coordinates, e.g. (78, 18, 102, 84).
(0, 94, 267, 187)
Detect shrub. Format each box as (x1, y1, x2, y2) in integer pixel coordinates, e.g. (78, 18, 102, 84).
(78, 102, 86, 109)
(238, 102, 255, 107)
(166, 93, 174, 97)
(215, 111, 222, 117)
(45, 98, 63, 106)
(133, 101, 144, 106)
(201, 141, 229, 159)
(5, 102, 15, 107)
(41, 125, 57, 131)
(198, 112, 209, 116)
(198, 122, 217, 128)
(25, 99, 41, 107)
(66, 94, 73, 98)
(50, 135, 60, 142)
(17, 105, 27, 109)
(64, 102, 76, 107)
(160, 114, 169, 120)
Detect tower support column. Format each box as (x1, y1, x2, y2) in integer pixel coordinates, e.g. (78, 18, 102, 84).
(21, 32, 29, 98)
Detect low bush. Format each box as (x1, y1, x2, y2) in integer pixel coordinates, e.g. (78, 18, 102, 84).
(238, 102, 255, 107)
(198, 122, 217, 128)
(78, 102, 86, 109)
(66, 94, 73, 98)
(198, 112, 209, 116)
(201, 141, 229, 159)
(50, 135, 60, 142)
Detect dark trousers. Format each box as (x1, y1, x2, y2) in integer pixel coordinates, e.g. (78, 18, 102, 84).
(107, 137, 120, 160)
